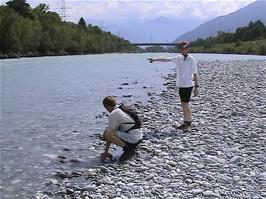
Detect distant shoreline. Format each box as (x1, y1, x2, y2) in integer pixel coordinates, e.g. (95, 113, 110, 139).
(189, 39, 266, 56)
(1, 51, 265, 60)
(0, 51, 135, 59)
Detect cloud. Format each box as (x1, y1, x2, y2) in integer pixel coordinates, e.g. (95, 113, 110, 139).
(1, 0, 257, 23)
(66, 0, 257, 23)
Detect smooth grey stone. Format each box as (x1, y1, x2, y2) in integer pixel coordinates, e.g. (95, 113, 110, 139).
(11, 179, 22, 185)
(82, 185, 97, 192)
(135, 166, 149, 172)
(196, 164, 205, 169)
(229, 156, 242, 164)
(163, 164, 173, 170)
(233, 176, 241, 181)
(203, 190, 221, 198)
(87, 170, 97, 177)
(205, 156, 218, 164)
(98, 176, 113, 184)
(191, 188, 203, 195)
(44, 179, 58, 186)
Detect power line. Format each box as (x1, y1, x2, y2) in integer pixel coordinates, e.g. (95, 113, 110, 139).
(59, 0, 71, 21)
(150, 34, 153, 43)
(61, 0, 66, 21)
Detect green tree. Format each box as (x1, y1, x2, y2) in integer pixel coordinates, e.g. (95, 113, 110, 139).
(78, 17, 86, 29)
(34, 3, 49, 14)
(0, 1, 135, 57)
(5, 0, 31, 18)
(92, 25, 102, 34)
(0, 9, 22, 53)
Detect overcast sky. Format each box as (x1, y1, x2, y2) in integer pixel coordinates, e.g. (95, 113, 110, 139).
(1, 0, 258, 24)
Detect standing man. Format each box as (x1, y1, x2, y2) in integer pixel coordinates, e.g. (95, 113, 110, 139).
(147, 41, 199, 131)
(101, 96, 143, 162)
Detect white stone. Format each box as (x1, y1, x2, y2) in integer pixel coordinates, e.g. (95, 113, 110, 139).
(100, 176, 113, 184)
(229, 156, 242, 164)
(135, 166, 149, 172)
(11, 179, 21, 185)
(250, 171, 256, 176)
(196, 164, 205, 169)
(191, 188, 203, 195)
(203, 190, 221, 197)
(233, 176, 241, 181)
(83, 185, 97, 191)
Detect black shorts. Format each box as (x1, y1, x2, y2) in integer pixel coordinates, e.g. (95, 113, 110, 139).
(179, 87, 193, 103)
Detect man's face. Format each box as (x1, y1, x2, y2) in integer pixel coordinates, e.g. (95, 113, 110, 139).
(180, 47, 188, 55)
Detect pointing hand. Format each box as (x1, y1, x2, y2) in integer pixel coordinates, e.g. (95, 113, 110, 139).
(147, 58, 154, 63)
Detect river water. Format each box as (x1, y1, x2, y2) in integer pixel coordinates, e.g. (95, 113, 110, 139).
(0, 53, 265, 198)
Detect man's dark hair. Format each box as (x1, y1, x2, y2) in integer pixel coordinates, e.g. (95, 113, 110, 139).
(103, 96, 116, 108)
(179, 41, 189, 49)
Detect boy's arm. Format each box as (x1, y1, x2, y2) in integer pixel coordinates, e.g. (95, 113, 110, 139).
(193, 73, 199, 86)
(101, 141, 111, 162)
(101, 128, 112, 162)
(147, 57, 171, 63)
(104, 141, 111, 154)
(193, 73, 199, 97)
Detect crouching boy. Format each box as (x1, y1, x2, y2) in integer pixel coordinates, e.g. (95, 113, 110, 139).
(101, 96, 142, 162)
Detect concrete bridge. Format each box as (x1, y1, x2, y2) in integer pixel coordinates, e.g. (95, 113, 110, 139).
(131, 43, 178, 46)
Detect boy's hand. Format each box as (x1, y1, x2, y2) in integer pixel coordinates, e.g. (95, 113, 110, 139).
(100, 152, 109, 162)
(100, 152, 113, 162)
(147, 58, 154, 63)
(194, 87, 199, 97)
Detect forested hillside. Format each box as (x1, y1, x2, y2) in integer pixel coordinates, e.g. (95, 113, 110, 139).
(175, 0, 266, 42)
(185, 20, 266, 55)
(0, 0, 135, 58)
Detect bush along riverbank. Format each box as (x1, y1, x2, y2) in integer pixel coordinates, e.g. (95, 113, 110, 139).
(189, 39, 266, 55)
(35, 60, 265, 199)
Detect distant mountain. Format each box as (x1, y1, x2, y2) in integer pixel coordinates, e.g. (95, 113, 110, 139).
(97, 16, 204, 43)
(175, 0, 266, 42)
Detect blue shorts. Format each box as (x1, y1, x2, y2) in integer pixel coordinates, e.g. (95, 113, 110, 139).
(115, 130, 141, 144)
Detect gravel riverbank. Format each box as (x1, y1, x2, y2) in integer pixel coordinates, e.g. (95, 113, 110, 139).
(35, 60, 266, 199)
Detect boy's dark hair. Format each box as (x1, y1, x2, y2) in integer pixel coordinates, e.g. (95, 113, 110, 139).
(179, 41, 189, 49)
(103, 96, 116, 108)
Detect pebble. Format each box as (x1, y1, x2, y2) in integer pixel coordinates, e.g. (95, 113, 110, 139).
(203, 190, 221, 198)
(11, 179, 21, 185)
(229, 156, 242, 164)
(191, 188, 203, 195)
(98, 176, 113, 184)
(82, 185, 97, 192)
(196, 163, 205, 169)
(135, 166, 149, 172)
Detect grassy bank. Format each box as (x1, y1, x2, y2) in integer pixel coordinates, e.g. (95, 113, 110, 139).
(190, 39, 266, 55)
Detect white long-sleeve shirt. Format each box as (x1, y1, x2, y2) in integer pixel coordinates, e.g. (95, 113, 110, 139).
(170, 54, 197, 87)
